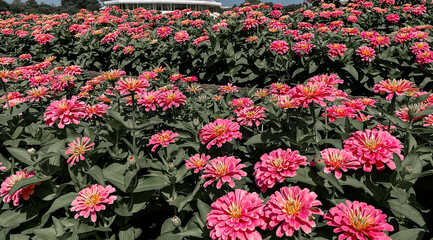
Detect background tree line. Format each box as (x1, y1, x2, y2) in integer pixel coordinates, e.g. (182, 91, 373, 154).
(0, 0, 101, 14)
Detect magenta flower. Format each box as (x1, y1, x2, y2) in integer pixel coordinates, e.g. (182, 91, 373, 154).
(254, 148, 307, 192)
(264, 186, 323, 237)
(343, 129, 403, 172)
(44, 96, 86, 129)
(185, 153, 210, 173)
(290, 81, 335, 107)
(319, 148, 361, 178)
(270, 40, 289, 55)
(324, 200, 394, 240)
(65, 137, 95, 166)
(1, 170, 38, 206)
(201, 156, 247, 189)
(206, 189, 267, 240)
(71, 184, 117, 222)
(147, 130, 179, 152)
(198, 118, 242, 149)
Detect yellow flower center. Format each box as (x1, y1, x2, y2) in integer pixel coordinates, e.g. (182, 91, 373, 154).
(348, 209, 374, 230)
(228, 203, 242, 219)
(271, 157, 284, 169)
(282, 197, 301, 215)
(85, 193, 100, 207)
(213, 124, 226, 136)
(158, 133, 170, 142)
(362, 135, 378, 150)
(215, 161, 228, 175)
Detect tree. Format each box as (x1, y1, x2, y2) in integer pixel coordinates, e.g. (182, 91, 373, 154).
(0, 0, 9, 12)
(9, 0, 25, 13)
(61, 0, 101, 13)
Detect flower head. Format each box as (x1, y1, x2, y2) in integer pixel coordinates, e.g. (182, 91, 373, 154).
(198, 118, 242, 149)
(71, 184, 117, 222)
(290, 81, 335, 107)
(373, 79, 417, 101)
(356, 46, 376, 62)
(236, 105, 267, 126)
(44, 96, 86, 129)
(114, 77, 150, 95)
(1, 170, 38, 206)
(157, 89, 186, 111)
(319, 148, 361, 178)
(343, 129, 403, 172)
(26, 86, 50, 102)
(202, 156, 247, 189)
(324, 200, 394, 240)
(186, 153, 210, 173)
(254, 148, 307, 192)
(0, 162, 6, 171)
(65, 137, 95, 166)
(264, 186, 323, 237)
(148, 130, 179, 152)
(174, 30, 189, 43)
(327, 43, 347, 58)
(207, 189, 266, 240)
(270, 40, 289, 55)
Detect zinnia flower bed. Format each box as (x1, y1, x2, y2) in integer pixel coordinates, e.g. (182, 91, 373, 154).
(1, 1, 433, 240)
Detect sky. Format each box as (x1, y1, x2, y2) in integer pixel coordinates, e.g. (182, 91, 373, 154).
(5, 0, 304, 7)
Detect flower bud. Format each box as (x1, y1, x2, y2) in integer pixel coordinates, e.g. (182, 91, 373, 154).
(28, 148, 36, 156)
(193, 118, 200, 126)
(171, 216, 181, 228)
(404, 166, 412, 174)
(167, 162, 176, 173)
(127, 156, 136, 166)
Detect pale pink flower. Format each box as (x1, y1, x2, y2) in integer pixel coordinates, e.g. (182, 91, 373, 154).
(207, 189, 266, 240)
(44, 96, 86, 129)
(324, 200, 394, 240)
(319, 148, 361, 178)
(185, 153, 210, 173)
(148, 130, 179, 152)
(137, 90, 159, 111)
(219, 83, 238, 94)
(65, 137, 95, 166)
(198, 118, 242, 149)
(1, 170, 37, 206)
(26, 86, 50, 102)
(71, 184, 117, 222)
(202, 156, 247, 189)
(254, 148, 307, 192)
(264, 186, 323, 237)
(0, 162, 6, 171)
(343, 129, 403, 172)
(308, 74, 344, 86)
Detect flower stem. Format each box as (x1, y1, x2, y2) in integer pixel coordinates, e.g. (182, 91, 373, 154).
(1, 81, 11, 116)
(309, 102, 317, 142)
(131, 91, 137, 157)
(387, 94, 397, 132)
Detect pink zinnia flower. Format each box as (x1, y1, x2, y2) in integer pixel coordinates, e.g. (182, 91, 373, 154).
(319, 148, 361, 178)
(324, 105, 357, 122)
(290, 81, 335, 107)
(186, 153, 210, 173)
(270, 40, 289, 55)
(207, 189, 266, 240)
(373, 79, 417, 100)
(1, 170, 38, 206)
(324, 200, 394, 240)
(356, 46, 376, 62)
(198, 118, 242, 149)
(386, 14, 400, 23)
(202, 156, 247, 189)
(114, 77, 150, 95)
(327, 43, 347, 58)
(148, 130, 179, 152)
(416, 50, 433, 66)
(308, 74, 344, 86)
(137, 90, 159, 111)
(193, 36, 210, 46)
(264, 186, 323, 237)
(123, 45, 134, 54)
(26, 86, 50, 102)
(71, 184, 117, 222)
(219, 83, 238, 94)
(423, 114, 433, 126)
(343, 129, 404, 172)
(157, 90, 186, 111)
(156, 26, 172, 38)
(292, 41, 316, 56)
(65, 137, 95, 166)
(254, 148, 307, 192)
(231, 98, 253, 110)
(35, 33, 54, 45)
(236, 105, 267, 126)
(174, 30, 189, 44)
(85, 104, 110, 120)
(44, 96, 86, 129)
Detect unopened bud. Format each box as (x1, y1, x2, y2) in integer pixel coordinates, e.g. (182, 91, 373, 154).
(168, 162, 176, 173)
(193, 118, 200, 126)
(127, 156, 136, 166)
(171, 216, 181, 228)
(315, 159, 325, 170)
(404, 166, 412, 174)
(28, 148, 36, 156)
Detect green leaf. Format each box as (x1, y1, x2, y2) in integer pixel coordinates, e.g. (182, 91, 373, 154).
(87, 166, 105, 185)
(388, 199, 426, 227)
(104, 170, 126, 192)
(34, 228, 56, 240)
(9, 176, 51, 194)
(119, 226, 141, 240)
(390, 228, 425, 240)
(46, 192, 77, 214)
(52, 216, 65, 237)
(160, 218, 177, 234)
(197, 199, 211, 223)
(7, 147, 33, 165)
(342, 65, 358, 79)
(317, 172, 344, 194)
(133, 176, 170, 193)
(0, 210, 27, 227)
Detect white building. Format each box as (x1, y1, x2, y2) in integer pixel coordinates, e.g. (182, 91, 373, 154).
(103, 0, 223, 12)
